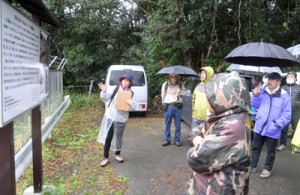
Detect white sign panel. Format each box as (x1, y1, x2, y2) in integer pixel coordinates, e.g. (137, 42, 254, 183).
(0, 1, 48, 127)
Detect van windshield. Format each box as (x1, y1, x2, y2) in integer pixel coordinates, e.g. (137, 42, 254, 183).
(109, 70, 146, 86)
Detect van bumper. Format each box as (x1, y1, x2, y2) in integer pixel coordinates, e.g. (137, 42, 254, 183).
(132, 102, 147, 112)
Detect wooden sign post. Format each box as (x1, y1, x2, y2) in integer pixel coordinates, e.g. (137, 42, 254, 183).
(32, 106, 43, 192)
(0, 122, 16, 195)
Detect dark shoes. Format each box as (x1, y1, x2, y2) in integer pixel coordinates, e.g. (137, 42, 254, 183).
(162, 141, 170, 146)
(250, 167, 257, 173)
(162, 141, 181, 146)
(174, 141, 181, 147)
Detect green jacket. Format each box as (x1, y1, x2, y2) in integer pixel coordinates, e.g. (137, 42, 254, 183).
(192, 66, 214, 120)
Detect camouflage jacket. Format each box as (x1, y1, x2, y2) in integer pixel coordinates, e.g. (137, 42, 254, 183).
(186, 72, 251, 195)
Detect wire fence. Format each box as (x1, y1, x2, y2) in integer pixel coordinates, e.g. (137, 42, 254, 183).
(14, 70, 64, 153)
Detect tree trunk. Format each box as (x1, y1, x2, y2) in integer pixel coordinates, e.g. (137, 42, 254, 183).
(207, 0, 218, 58)
(175, 0, 193, 68)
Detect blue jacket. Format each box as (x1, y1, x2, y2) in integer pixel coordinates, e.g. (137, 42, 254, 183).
(251, 87, 291, 139)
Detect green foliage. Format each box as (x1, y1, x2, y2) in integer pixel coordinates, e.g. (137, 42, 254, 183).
(63, 89, 100, 110)
(42, 185, 66, 195)
(43, 0, 300, 99)
(118, 175, 129, 182)
(17, 93, 127, 194)
(145, 63, 166, 99)
(45, 0, 140, 86)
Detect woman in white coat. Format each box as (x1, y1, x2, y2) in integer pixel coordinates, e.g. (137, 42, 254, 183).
(97, 73, 135, 167)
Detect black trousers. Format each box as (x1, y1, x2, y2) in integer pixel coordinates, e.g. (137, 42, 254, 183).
(279, 125, 289, 145)
(104, 123, 121, 158)
(251, 132, 278, 171)
(279, 113, 300, 145)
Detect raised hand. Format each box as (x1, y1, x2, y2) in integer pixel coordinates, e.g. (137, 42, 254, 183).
(98, 82, 107, 92)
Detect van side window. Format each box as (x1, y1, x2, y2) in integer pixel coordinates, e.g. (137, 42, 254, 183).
(109, 70, 146, 86)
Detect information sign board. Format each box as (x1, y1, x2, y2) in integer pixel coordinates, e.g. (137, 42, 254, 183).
(0, 1, 48, 127)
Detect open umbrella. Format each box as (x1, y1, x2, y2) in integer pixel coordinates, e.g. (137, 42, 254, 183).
(156, 65, 198, 77)
(224, 42, 300, 67)
(226, 64, 282, 76)
(287, 44, 300, 59)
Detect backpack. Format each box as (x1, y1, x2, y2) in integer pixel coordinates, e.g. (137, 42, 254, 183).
(108, 85, 134, 107)
(163, 81, 182, 102)
(164, 80, 182, 93)
(165, 81, 182, 96)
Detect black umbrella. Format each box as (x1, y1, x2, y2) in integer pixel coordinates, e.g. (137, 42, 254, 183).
(224, 42, 300, 67)
(156, 65, 198, 77)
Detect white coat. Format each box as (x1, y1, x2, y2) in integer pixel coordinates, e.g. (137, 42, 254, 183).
(97, 86, 135, 151)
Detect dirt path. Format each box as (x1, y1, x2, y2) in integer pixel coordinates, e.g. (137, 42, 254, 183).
(115, 116, 191, 195)
(115, 115, 300, 195)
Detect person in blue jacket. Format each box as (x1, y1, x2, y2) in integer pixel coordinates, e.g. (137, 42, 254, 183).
(250, 72, 291, 179)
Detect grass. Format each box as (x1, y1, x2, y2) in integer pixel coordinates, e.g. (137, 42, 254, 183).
(16, 93, 128, 194)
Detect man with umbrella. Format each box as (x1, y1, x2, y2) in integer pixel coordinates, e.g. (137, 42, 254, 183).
(157, 65, 197, 146)
(250, 72, 291, 178)
(161, 74, 186, 146)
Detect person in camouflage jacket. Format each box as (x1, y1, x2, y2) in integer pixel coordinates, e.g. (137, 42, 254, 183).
(186, 72, 251, 195)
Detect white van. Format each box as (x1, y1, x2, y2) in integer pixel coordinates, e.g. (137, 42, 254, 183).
(105, 65, 148, 114)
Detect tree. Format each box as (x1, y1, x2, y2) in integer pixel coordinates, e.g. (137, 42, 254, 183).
(43, 0, 300, 97)
(45, 0, 141, 86)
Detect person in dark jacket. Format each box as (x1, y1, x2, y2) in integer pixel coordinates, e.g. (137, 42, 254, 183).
(276, 71, 300, 151)
(186, 72, 251, 194)
(250, 72, 291, 179)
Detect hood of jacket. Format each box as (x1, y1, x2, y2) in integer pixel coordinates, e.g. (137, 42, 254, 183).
(205, 71, 250, 117)
(200, 66, 214, 84)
